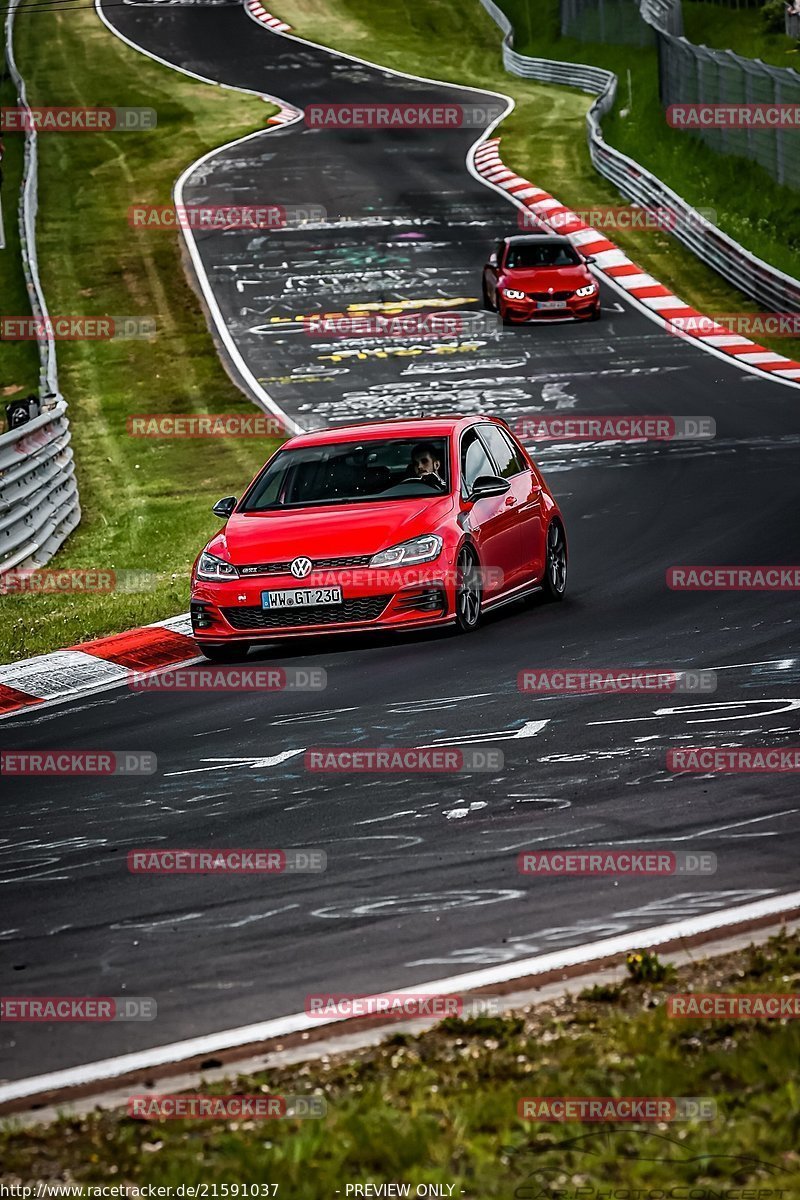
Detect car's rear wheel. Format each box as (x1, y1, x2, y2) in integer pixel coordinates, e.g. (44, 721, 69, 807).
(197, 641, 252, 662)
(541, 520, 568, 601)
(454, 545, 482, 633)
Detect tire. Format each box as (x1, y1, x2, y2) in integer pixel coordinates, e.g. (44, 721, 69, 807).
(197, 641, 252, 662)
(590, 304, 601, 321)
(540, 520, 568, 602)
(453, 545, 482, 633)
(482, 281, 495, 312)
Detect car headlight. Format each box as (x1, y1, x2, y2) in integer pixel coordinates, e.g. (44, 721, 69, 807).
(370, 535, 443, 568)
(502, 288, 527, 301)
(576, 283, 598, 297)
(197, 550, 239, 580)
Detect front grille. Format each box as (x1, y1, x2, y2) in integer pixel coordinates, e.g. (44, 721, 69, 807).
(221, 596, 392, 630)
(239, 554, 372, 577)
(528, 290, 574, 302)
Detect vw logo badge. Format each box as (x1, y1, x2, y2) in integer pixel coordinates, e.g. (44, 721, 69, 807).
(290, 556, 313, 579)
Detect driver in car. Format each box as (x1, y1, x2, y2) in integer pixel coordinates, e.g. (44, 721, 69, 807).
(403, 442, 447, 490)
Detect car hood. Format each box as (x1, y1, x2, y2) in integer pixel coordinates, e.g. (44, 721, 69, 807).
(208, 495, 456, 564)
(502, 265, 591, 289)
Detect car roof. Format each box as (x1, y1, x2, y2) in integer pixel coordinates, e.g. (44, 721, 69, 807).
(503, 234, 573, 245)
(282, 416, 502, 448)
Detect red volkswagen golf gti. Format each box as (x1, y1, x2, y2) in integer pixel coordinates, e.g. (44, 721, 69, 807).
(482, 233, 600, 324)
(190, 416, 567, 660)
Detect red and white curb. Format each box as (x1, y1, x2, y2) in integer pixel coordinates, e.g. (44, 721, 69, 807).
(242, 3, 300, 125)
(473, 138, 800, 385)
(244, 0, 291, 34)
(0, 614, 198, 720)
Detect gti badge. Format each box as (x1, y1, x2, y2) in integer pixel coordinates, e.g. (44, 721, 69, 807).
(290, 557, 313, 579)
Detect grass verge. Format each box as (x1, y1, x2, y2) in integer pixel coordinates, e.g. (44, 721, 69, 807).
(683, 0, 800, 68)
(2, 931, 799, 1191)
(0, 1, 278, 663)
(0, 53, 40, 403)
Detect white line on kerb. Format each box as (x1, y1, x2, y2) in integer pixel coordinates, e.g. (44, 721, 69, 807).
(2, 889, 799, 1107)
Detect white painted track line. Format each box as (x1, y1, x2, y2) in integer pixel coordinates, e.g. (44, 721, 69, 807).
(2, 889, 799, 1108)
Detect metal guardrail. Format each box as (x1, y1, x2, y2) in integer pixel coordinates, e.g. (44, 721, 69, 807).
(1, 0, 80, 574)
(477, 0, 800, 316)
(0, 402, 81, 572)
(639, 0, 683, 35)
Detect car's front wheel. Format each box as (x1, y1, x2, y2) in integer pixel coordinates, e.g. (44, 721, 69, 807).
(197, 641, 252, 662)
(482, 280, 495, 312)
(454, 545, 482, 633)
(541, 520, 568, 601)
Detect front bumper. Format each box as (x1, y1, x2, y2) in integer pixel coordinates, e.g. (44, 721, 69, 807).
(501, 294, 599, 323)
(191, 563, 456, 642)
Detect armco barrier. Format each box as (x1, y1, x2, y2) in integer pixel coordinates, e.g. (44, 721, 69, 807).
(477, 0, 800, 316)
(0, 402, 81, 573)
(639, 0, 683, 36)
(1, 0, 80, 574)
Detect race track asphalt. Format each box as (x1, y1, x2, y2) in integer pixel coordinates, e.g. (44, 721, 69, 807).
(1, 0, 799, 1083)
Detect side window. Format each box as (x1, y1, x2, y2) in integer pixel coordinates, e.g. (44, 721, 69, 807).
(461, 430, 495, 492)
(479, 424, 527, 478)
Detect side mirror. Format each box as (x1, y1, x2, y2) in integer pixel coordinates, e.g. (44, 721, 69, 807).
(488, 253, 498, 267)
(212, 496, 237, 519)
(470, 475, 511, 498)
(583, 254, 596, 264)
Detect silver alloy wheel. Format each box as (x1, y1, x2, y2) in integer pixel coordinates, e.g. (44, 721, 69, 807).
(456, 547, 481, 630)
(546, 521, 567, 596)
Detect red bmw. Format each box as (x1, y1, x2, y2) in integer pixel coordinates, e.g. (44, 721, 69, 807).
(482, 233, 601, 324)
(191, 416, 567, 660)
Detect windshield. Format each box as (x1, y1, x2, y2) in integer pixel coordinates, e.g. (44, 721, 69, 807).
(506, 242, 581, 269)
(241, 437, 451, 511)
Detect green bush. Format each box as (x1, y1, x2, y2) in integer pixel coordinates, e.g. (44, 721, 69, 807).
(761, 0, 788, 33)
